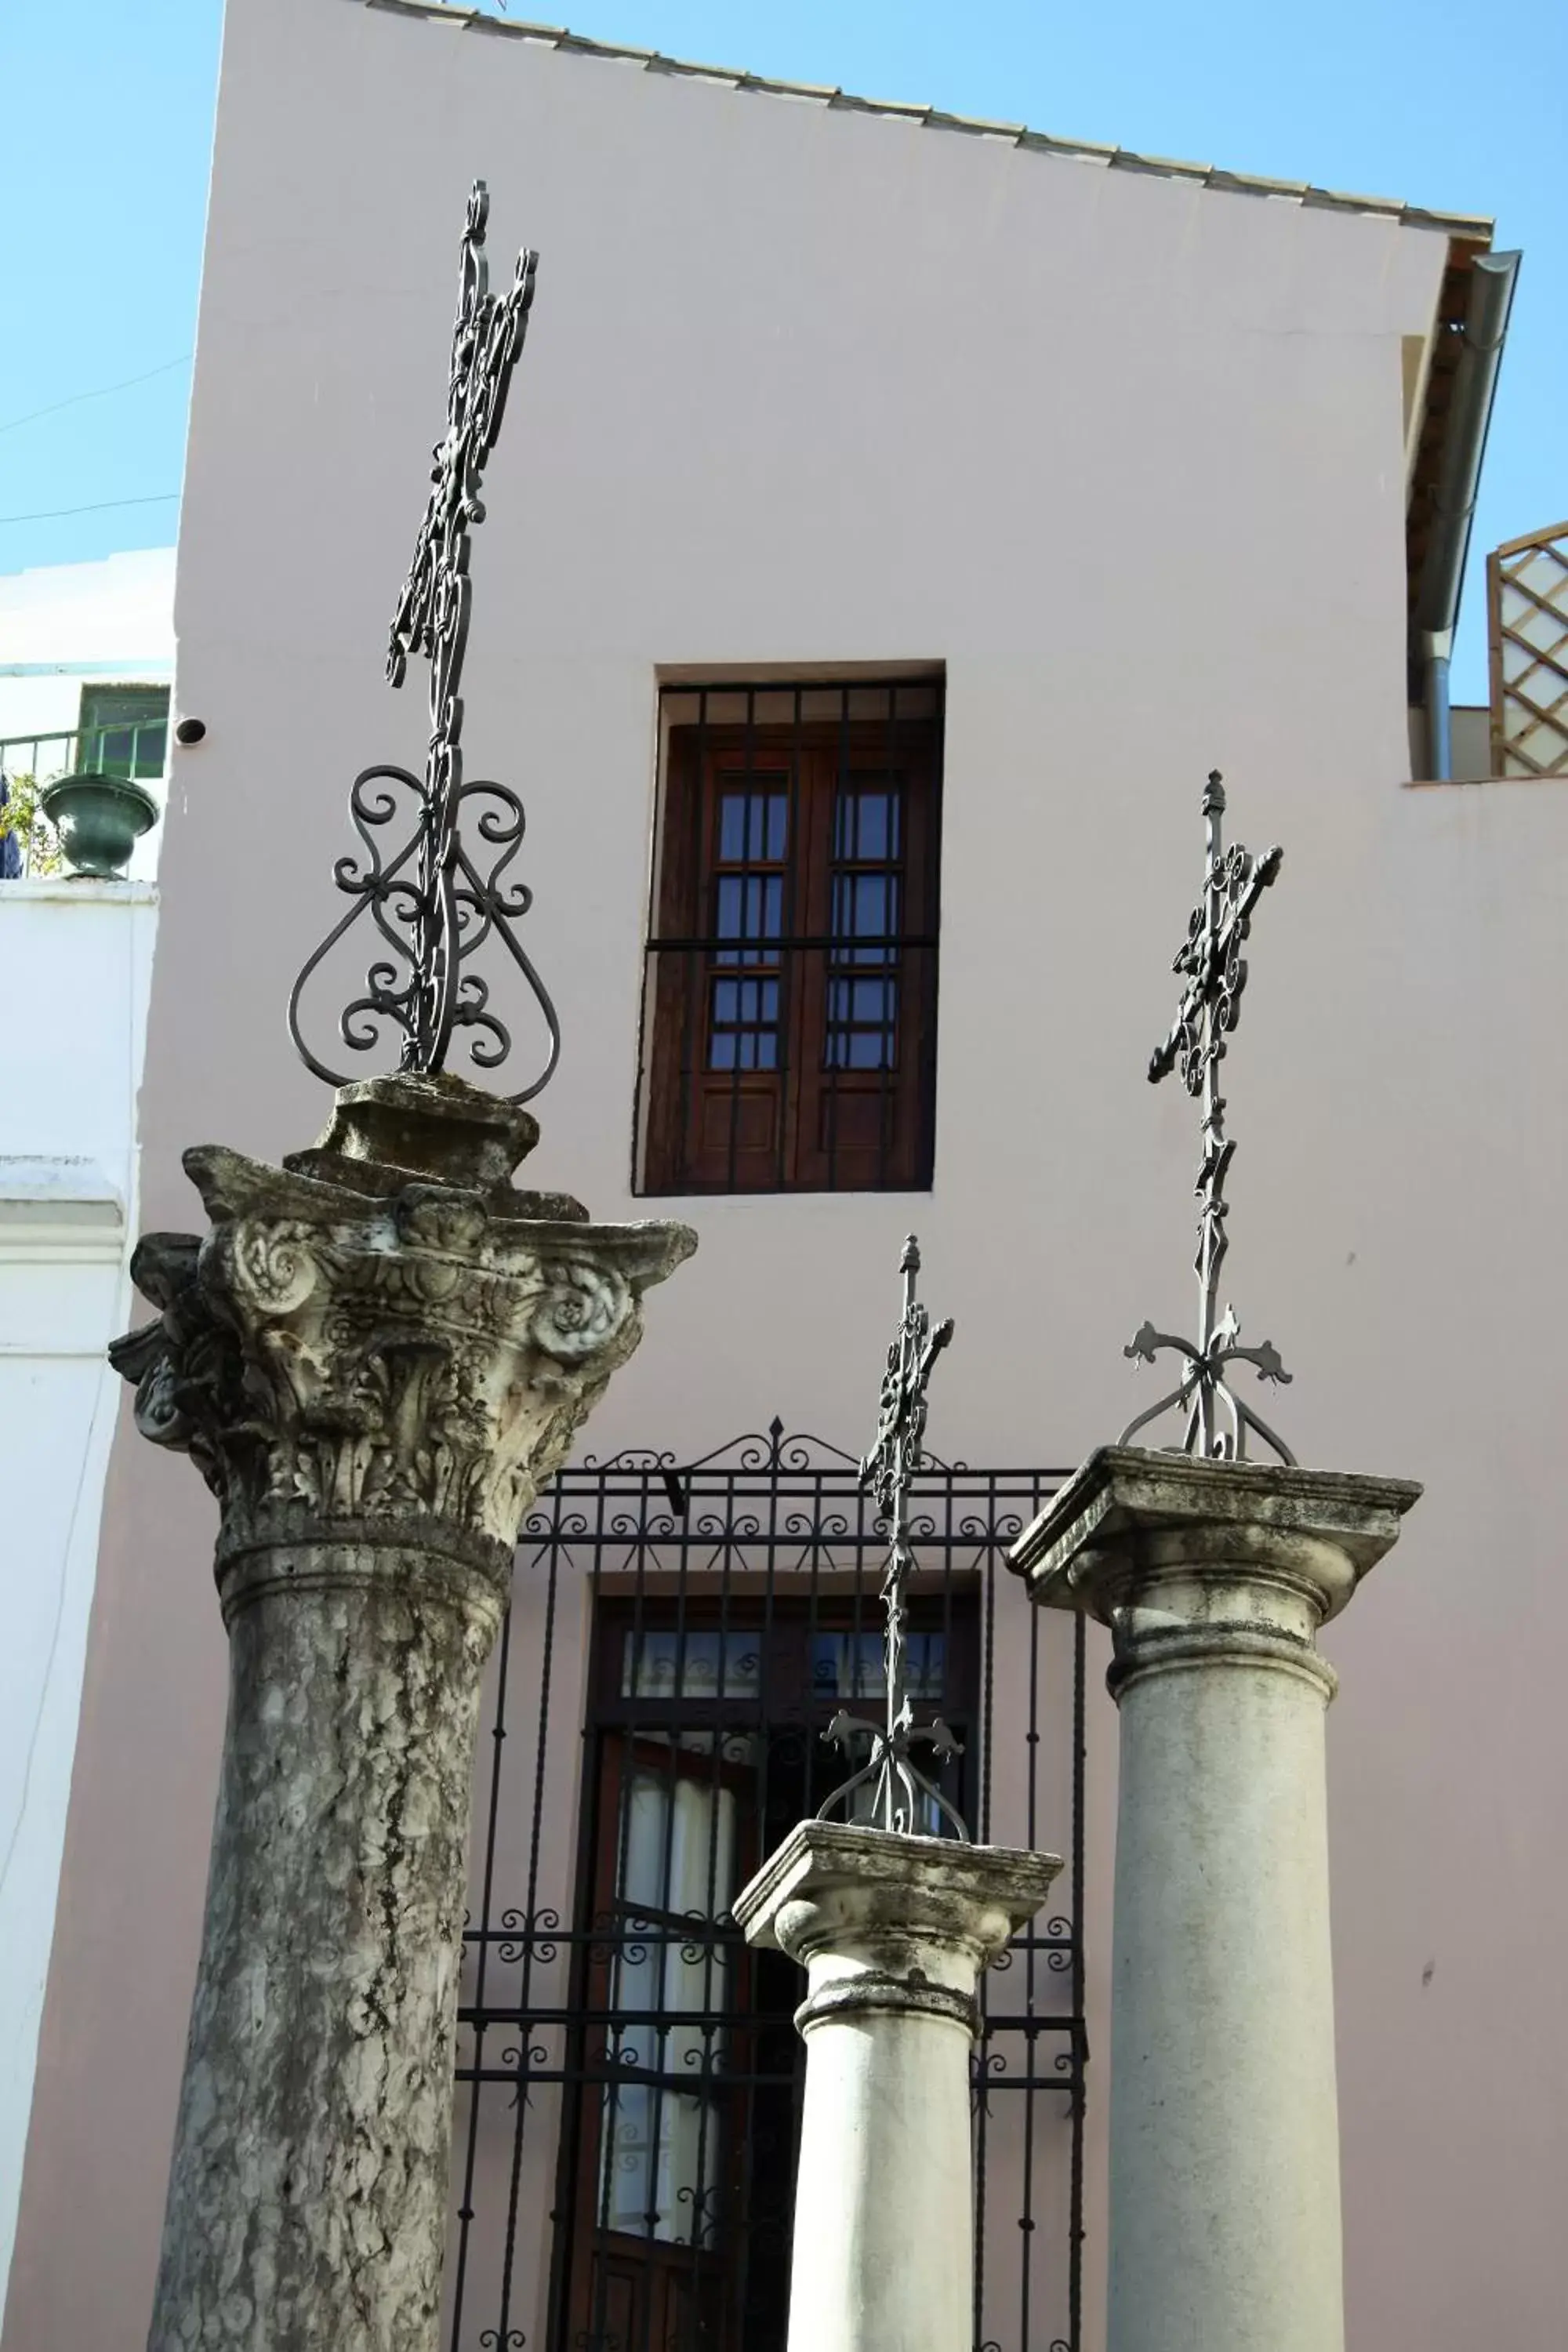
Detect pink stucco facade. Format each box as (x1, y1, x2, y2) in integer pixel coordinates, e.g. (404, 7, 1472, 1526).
(7, 3, 1564, 2347)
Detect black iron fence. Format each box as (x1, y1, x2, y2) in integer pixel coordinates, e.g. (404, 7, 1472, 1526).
(445, 1422, 1086, 2352)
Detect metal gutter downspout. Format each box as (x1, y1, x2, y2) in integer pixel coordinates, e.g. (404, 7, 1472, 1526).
(1414, 248, 1521, 778)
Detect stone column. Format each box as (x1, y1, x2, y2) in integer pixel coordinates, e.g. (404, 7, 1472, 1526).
(735, 1820, 1061, 2352)
(110, 1073, 693, 2352)
(1011, 1445, 1420, 2352)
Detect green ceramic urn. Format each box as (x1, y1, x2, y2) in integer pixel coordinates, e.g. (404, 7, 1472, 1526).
(39, 771, 159, 880)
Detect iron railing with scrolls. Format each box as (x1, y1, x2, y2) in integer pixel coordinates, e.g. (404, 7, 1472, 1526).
(444, 1421, 1087, 2352)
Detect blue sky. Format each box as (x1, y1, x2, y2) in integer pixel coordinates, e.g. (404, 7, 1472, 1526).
(2, 0, 1562, 699)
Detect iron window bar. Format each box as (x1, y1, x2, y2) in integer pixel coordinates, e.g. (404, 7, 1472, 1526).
(445, 1421, 1087, 2352)
(637, 679, 943, 1194)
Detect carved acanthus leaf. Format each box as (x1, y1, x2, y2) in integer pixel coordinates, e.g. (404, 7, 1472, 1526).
(111, 1145, 694, 1559)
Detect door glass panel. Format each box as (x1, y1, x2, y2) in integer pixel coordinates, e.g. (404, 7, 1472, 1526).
(622, 1629, 763, 1700)
(812, 1629, 945, 1701)
(826, 782, 903, 1071)
(710, 785, 787, 1073)
(601, 1772, 736, 2247)
(718, 789, 788, 863)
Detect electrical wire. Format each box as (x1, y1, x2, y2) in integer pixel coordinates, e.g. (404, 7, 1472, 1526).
(0, 492, 180, 526)
(0, 354, 191, 438)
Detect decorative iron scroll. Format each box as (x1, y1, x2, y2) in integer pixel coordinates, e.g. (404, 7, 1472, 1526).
(449, 1426, 1087, 2352)
(1120, 772, 1294, 1464)
(289, 181, 561, 1102)
(819, 1236, 968, 1837)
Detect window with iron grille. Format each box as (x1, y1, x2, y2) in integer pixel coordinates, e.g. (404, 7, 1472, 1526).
(446, 1428, 1087, 2352)
(637, 681, 943, 1193)
(556, 1598, 976, 2351)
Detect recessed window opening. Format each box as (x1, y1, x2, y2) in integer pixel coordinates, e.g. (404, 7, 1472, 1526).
(556, 1584, 977, 2350)
(636, 678, 944, 1193)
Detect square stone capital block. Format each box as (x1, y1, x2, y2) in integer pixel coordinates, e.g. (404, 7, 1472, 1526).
(735, 1820, 1062, 2034)
(1009, 1444, 1421, 1631)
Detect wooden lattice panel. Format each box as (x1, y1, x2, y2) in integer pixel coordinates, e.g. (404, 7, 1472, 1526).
(1489, 521, 1568, 776)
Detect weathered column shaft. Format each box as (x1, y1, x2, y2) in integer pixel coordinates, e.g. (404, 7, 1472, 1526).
(735, 1821, 1061, 2352)
(112, 1074, 693, 2352)
(158, 1555, 500, 2346)
(1011, 1447, 1419, 2352)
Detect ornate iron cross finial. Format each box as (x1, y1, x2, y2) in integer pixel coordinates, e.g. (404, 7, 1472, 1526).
(289, 181, 562, 1103)
(820, 1236, 967, 1839)
(1121, 772, 1295, 1464)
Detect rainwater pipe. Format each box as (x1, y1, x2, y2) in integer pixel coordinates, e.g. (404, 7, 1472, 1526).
(1413, 248, 1520, 779)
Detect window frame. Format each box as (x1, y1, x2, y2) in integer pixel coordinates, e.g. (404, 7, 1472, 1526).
(637, 680, 943, 1196)
(76, 682, 169, 781)
(547, 1585, 978, 2352)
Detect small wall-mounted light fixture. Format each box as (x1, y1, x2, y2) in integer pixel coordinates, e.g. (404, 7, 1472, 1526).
(174, 717, 207, 746)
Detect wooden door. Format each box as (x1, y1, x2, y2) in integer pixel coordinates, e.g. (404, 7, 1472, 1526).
(644, 717, 939, 1192)
(566, 1734, 757, 2350)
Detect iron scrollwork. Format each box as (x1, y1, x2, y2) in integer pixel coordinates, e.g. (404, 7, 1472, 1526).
(1121, 771, 1294, 1462)
(819, 1236, 969, 1838)
(289, 180, 561, 1102)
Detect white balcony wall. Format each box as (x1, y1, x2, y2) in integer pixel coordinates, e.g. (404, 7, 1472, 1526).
(0, 878, 157, 2307)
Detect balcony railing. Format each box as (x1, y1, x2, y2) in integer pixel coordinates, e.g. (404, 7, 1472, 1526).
(0, 718, 169, 878)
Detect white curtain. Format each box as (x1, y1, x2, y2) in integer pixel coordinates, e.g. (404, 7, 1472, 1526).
(601, 1770, 736, 2244)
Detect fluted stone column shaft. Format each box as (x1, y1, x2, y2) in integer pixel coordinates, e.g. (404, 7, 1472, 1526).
(735, 1821, 1061, 2352)
(111, 1075, 693, 2352)
(1011, 1447, 1419, 2352)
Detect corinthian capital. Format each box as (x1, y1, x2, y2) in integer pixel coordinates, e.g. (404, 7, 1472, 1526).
(111, 1077, 695, 1591)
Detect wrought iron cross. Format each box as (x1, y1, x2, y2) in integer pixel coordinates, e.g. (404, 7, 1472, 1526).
(289, 181, 561, 1102)
(820, 1236, 968, 1839)
(1121, 771, 1295, 1463)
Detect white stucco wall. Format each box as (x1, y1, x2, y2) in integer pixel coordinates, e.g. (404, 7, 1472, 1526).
(9, 6, 1563, 2350)
(0, 880, 157, 2310)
